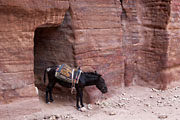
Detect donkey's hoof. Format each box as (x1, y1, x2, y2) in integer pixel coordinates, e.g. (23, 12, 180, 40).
(79, 107, 87, 112)
(46, 102, 51, 104)
(50, 100, 54, 103)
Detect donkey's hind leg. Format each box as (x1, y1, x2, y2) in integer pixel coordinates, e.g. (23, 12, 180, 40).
(49, 82, 56, 102)
(45, 82, 55, 103)
(45, 86, 50, 103)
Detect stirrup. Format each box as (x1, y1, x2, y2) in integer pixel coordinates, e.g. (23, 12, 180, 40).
(71, 87, 76, 94)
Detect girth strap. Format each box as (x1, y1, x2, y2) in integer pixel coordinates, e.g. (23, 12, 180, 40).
(71, 69, 75, 94)
(71, 69, 82, 94)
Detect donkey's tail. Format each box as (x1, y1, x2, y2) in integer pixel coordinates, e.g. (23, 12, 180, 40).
(44, 68, 48, 83)
(44, 68, 47, 84)
(44, 67, 51, 84)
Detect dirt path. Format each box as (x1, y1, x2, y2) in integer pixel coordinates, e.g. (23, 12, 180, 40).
(23, 86, 180, 120)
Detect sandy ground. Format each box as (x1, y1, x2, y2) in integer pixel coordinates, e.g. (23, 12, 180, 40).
(22, 85, 180, 120)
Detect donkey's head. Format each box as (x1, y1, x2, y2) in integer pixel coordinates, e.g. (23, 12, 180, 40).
(94, 72, 108, 94)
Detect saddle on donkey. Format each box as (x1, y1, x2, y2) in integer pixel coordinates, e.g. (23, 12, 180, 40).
(55, 64, 82, 84)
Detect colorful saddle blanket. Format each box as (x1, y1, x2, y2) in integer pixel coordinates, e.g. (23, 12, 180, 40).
(55, 64, 81, 84)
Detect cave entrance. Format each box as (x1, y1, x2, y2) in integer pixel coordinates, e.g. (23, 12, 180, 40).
(33, 11, 75, 97)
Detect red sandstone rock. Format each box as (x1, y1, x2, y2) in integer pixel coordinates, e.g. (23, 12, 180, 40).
(0, 0, 69, 119)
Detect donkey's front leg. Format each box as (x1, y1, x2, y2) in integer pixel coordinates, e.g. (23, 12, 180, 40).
(76, 92, 80, 110)
(79, 88, 84, 107)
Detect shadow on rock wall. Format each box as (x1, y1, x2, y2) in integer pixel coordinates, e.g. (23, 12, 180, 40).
(34, 10, 76, 100)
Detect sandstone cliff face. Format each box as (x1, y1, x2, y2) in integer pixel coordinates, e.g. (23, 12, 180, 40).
(121, 0, 171, 89)
(70, 0, 124, 101)
(0, 0, 180, 119)
(0, 0, 69, 119)
(166, 0, 180, 87)
(121, 0, 180, 89)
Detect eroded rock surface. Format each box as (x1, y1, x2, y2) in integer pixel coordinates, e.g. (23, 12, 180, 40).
(0, 0, 69, 119)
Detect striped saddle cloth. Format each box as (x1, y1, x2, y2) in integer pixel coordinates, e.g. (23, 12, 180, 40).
(55, 64, 81, 84)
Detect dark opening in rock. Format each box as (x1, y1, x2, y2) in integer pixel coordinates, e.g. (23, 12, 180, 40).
(33, 11, 75, 95)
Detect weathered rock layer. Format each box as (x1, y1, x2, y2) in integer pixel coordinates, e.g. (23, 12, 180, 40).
(0, 0, 69, 119)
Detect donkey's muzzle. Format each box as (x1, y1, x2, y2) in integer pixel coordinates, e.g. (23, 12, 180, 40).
(102, 87, 108, 93)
